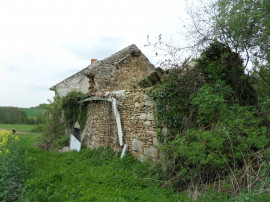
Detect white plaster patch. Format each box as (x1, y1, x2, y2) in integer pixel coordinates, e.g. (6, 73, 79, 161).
(70, 134, 81, 152)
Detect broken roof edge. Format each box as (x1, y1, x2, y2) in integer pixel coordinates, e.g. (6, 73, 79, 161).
(50, 44, 152, 90)
(83, 44, 145, 76)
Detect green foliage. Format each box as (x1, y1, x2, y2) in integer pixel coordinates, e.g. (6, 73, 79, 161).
(214, 0, 270, 68)
(148, 42, 270, 195)
(62, 91, 88, 130)
(14, 134, 268, 201)
(0, 107, 28, 124)
(197, 41, 257, 105)
(149, 68, 205, 142)
(253, 67, 270, 97)
(19, 134, 189, 201)
(40, 91, 88, 149)
(41, 91, 66, 149)
(0, 131, 26, 201)
(169, 101, 268, 185)
(0, 106, 44, 125)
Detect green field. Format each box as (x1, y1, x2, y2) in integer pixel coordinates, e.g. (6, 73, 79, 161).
(17, 134, 189, 201)
(0, 123, 37, 133)
(19, 108, 44, 118)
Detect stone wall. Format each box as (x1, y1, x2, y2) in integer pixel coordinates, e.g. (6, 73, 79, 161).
(82, 88, 159, 160)
(53, 68, 90, 97)
(90, 53, 155, 93)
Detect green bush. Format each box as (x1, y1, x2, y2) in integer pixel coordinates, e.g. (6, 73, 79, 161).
(40, 91, 88, 150)
(40, 91, 66, 149)
(197, 41, 257, 105)
(148, 42, 270, 195)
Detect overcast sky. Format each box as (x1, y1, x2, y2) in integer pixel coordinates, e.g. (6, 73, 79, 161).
(0, 0, 188, 108)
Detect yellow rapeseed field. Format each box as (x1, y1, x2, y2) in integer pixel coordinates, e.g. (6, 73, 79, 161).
(0, 130, 19, 154)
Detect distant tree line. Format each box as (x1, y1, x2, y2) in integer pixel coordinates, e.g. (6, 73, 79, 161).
(30, 103, 48, 110)
(0, 107, 43, 124)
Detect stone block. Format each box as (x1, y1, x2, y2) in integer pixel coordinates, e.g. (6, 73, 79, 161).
(138, 154, 147, 162)
(147, 113, 154, 120)
(132, 139, 144, 153)
(135, 102, 140, 108)
(145, 100, 154, 106)
(144, 148, 158, 158)
(146, 130, 156, 137)
(133, 95, 140, 102)
(144, 121, 152, 126)
(143, 94, 149, 100)
(58, 146, 70, 152)
(140, 113, 147, 120)
(153, 137, 159, 146)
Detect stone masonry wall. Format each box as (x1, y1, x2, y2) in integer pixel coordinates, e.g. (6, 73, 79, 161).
(82, 88, 159, 160)
(92, 54, 155, 93)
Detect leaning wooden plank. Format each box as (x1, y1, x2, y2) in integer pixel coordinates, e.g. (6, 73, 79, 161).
(120, 144, 128, 158)
(111, 97, 123, 146)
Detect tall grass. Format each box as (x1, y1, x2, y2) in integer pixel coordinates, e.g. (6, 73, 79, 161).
(1, 133, 268, 201)
(17, 134, 189, 201)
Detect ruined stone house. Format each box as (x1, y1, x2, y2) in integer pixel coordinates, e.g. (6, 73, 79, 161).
(51, 44, 163, 160)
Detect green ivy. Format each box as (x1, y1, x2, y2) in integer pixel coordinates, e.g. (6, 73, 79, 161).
(40, 91, 88, 150)
(62, 91, 88, 131)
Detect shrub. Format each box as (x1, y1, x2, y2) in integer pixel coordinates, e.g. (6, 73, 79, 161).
(40, 91, 88, 150)
(148, 42, 270, 196)
(0, 130, 26, 201)
(39, 91, 66, 150)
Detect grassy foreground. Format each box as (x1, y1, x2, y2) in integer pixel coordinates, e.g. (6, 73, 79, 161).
(18, 134, 190, 201)
(1, 132, 268, 201)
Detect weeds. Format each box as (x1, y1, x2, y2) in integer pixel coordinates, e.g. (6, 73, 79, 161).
(19, 139, 189, 201)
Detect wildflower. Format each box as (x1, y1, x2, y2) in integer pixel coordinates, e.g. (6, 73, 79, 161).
(0, 130, 19, 152)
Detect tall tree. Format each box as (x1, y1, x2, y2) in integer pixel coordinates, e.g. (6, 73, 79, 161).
(149, 0, 269, 71)
(213, 0, 270, 69)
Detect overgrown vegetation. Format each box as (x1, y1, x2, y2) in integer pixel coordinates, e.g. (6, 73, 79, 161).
(62, 91, 88, 131)
(40, 90, 88, 150)
(0, 131, 26, 201)
(148, 42, 270, 199)
(19, 134, 189, 201)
